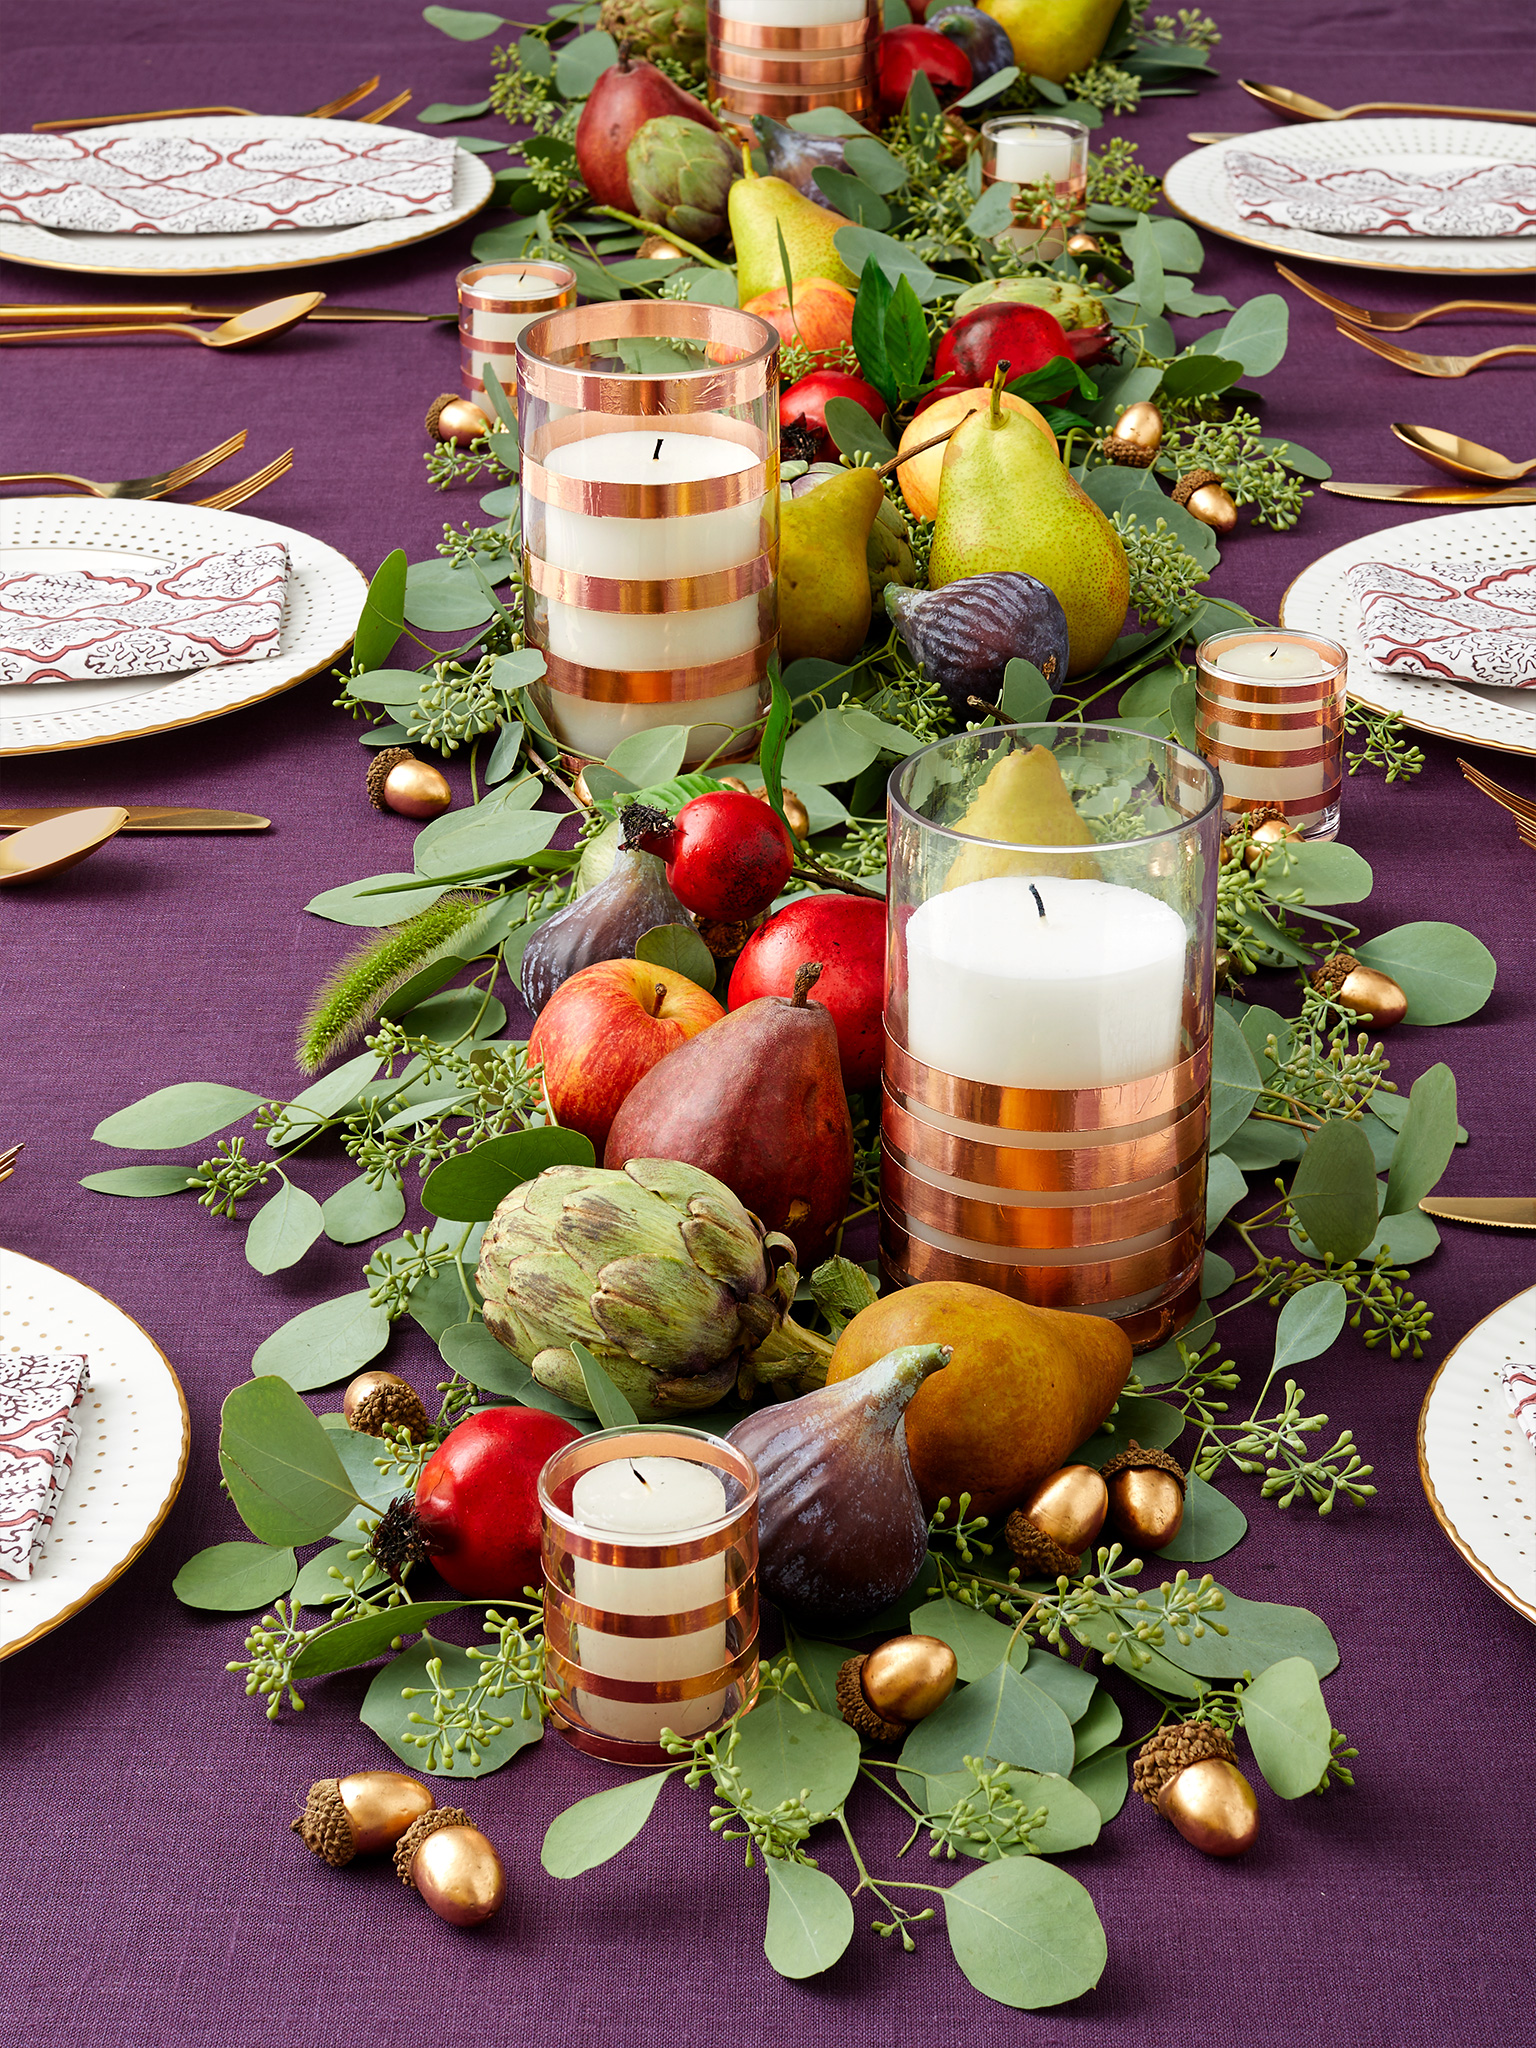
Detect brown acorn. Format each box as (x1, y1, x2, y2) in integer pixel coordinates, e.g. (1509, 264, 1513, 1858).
(426, 392, 491, 447)
(366, 748, 453, 821)
(1017, 1464, 1109, 1555)
(836, 1636, 958, 1742)
(292, 1770, 435, 1866)
(1134, 1720, 1258, 1856)
(1101, 1440, 1186, 1550)
(395, 1807, 506, 1927)
(343, 1369, 432, 1441)
(1311, 951, 1408, 1029)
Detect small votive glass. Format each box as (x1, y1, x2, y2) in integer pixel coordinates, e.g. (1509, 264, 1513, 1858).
(1195, 627, 1348, 840)
(980, 116, 1089, 257)
(457, 260, 577, 415)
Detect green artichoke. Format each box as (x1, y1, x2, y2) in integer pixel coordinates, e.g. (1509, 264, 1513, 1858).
(626, 116, 740, 245)
(951, 275, 1109, 332)
(476, 1157, 833, 1420)
(600, 0, 708, 75)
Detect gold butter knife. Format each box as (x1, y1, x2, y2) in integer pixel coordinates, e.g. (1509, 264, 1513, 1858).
(0, 303, 455, 324)
(1322, 482, 1536, 504)
(0, 805, 269, 832)
(1419, 1197, 1536, 1230)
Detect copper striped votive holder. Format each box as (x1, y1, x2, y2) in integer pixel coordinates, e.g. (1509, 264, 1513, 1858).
(539, 1428, 760, 1768)
(1195, 628, 1347, 841)
(708, 0, 881, 130)
(456, 260, 576, 416)
(881, 724, 1221, 1352)
(515, 300, 780, 768)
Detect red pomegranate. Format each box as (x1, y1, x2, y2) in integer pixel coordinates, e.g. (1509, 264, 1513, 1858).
(729, 892, 886, 1089)
(623, 790, 795, 922)
(409, 1407, 581, 1598)
(780, 368, 889, 464)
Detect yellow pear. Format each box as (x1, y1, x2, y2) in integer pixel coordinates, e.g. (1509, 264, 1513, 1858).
(981, 0, 1123, 84)
(729, 164, 859, 307)
(895, 386, 1054, 522)
(943, 744, 1098, 889)
(777, 466, 884, 664)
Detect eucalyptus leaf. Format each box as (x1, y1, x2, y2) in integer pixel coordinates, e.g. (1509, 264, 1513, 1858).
(965, 180, 1016, 239)
(1158, 1472, 1248, 1562)
(1383, 1063, 1458, 1216)
(408, 1259, 480, 1342)
(833, 226, 947, 300)
(944, 1857, 1107, 2010)
(954, 63, 1020, 109)
(360, 1632, 544, 1775)
(1156, 351, 1242, 400)
(403, 557, 498, 632)
(842, 135, 908, 194)
(219, 1376, 363, 1546)
(634, 922, 717, 992)
(605, 723, 691, 787)
(423, 6, 505, 37)
(418, 97, 493, 120)
(906, 1593, 1019, 1680)
(1074, 1395, 1185, 1466)
(574, 1342, 641, 1430)
(729, 1695, 861, 1820)
(290, 1600, 470, 1680)
(485, 722, 524, 785)
(782, 1636, 851, 1717)
(322, 1173, 407, 1246)
(815, 167, 890, 228)
(1205, 1150, 1248, 1233)
(93, 1082, 266, 1150)
(1201, 1250, 1236, 1298)
(251, 1290, 391, 1392)
(1132, 1300, 1213, 1385)
(1288, 1121, 1379, 1262)
(554, 26, 619, 97)
(1120, 214, 1165, 317)
(1070, 1744, 1129, 1823)
(245, 1177, 325, 1276)
(999, 658, 1055, 722)
(1362, 1207, 1440, 1266)
(292, 1542, 383, 1609)
(782, 705, 883, 784)
(1069, 1608, 1207, 1695)
(1158, 1587, 1339, 1681)
(270, 1051, 384, 1141)
(412, 804, 560, 880)
(1198, 292, 1289, 376)
(80, 1164, 198, 1197)
(1071, 1688, 1121, 1766)
(172, 1541, 297, 1612)
(899, 1661, 1075, 1781)
(823, 394, 896, 463)
(307, 873, 445, 926)
(1239, 1655, 1332, 1797)
(1262, 839, 1373, 905)
(352, 549, 407, 672)
(1005, 1770, 1102, 1854)
(422, 1127, 595, 1221)
(1221, 1120, 1306, 1172)
(763, 1859, 856, 1980)
(542, 1772, 672, 1877)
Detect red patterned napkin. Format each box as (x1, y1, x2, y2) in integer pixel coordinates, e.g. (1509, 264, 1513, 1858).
(0, 541, 289, 686)
(1502, 1358, 1536, 1455)
(0, 124, 457, 234)
(1345, 560, 1536, 688)
(1227, 151, 1536, 237)
(0, 1352, 90, 1582)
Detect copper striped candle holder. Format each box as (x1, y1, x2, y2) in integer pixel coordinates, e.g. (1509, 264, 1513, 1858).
(515, 300, 780, 768)
(708, 0, 881, 130)
(539, 1428, 760, 1768)
(881, 724, 1222, 1352)
(1195, 628, 1347, 841)
(456, 260, 576, 415)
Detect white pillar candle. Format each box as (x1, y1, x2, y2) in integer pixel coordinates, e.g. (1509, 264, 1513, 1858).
(717, 0, 866, 22)
(570, 1455, 729, 1744)
(906, 875, 1187, 1090)
(990, 125, 1079, 186)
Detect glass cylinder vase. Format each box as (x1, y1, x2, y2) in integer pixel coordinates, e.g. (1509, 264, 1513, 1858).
(516, 300, 780, 768)
(708, 0, 882, 130)
(457, 259, 576, 416)
(980, 116, 1089, 258)
(882, 722, 1221, 1351)
(1195, 626, 1347, 840)
(540, 1427, 760, 1767)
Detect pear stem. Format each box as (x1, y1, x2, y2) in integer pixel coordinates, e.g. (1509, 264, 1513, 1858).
(790, 961, 824, 1007)
(989, 358, 1011, 426)
(590, 206, 730, 270)
(875, 427, 956, 477)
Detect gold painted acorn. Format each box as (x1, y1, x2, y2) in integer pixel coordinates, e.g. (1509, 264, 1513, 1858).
(638, 233, 688, 260)
(836, 1636, 958, 1742)
(1018, 1464, 1109, 1555)
(1173, 466, 1237, 532)
(367, 748, 453, 821)
(394, 1807, 506, 1927)
(1311, 951, 1408, 1029)
(292, 1770, 435, 1866)
(343, 1369, 432, 1441)
(1102, 400, 1163, 468)
(426, 391, 491, 448)
(1239, 807, 1302, 866)
(1100, 1440, 1186, 1551)
(1066, 230, 1102, 258)
(718, 775, 810, 842)
(1134, 1721, 1259, 1857)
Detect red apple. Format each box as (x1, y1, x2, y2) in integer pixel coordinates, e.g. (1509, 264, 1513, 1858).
(924, 300, 1098, 411)
(728, 893, 886, 1090)
(527, 959, 723, 1150)
(742, 279, 857, 359)
(780, 368, 888, 463)
(877, 25, 973, 118)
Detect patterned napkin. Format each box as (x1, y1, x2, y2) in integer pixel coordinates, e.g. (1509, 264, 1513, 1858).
(0, 1352, 90, 1581)
(1502, 1357, 1536, 1456)
(0, 541, 289, 687)
(1227, 150, 1536, 237)
(0, 124, 457, 234)
(1345, 560, 1536, 688)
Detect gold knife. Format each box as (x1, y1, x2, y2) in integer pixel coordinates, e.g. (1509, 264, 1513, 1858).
(1419, 1196, 1536, 1230)
(1322, 482, 1536, 504)
(0, 303, 455, 324)
(0, 806, 269, 832)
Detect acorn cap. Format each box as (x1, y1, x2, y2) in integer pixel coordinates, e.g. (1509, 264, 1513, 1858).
(394, 1806, 475, 1886)
(1004, 1511, 1081, 1579)
(1172, 467, 1223, 508)
(1102, 434, 1158, 468)
(1133, 1719, 1238, 1806)
(349, 1379, 432, 1441)
(1310, 951, 1361, 998)
(367, 747, 416, 811)
(835, 1654, 909, 1744)
(424, 392, 464, 440)
(292, 1779, 355, 1866)
(1100, 1440, 1186, 1492)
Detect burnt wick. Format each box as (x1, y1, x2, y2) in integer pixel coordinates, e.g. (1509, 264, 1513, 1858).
(1030, 885, 1046, 919)
(653, 438, 663, 461)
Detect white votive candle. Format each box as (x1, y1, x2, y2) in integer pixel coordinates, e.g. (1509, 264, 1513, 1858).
(570, 1456, 729, 1744)
(990, 125, 1078, 186)
(717, 0, 866, 22)
(1211, 637, 1330, 681)
(906, 875, 1187, 1090)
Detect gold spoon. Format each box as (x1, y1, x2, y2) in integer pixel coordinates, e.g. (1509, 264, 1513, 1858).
(1391, 423, 1536, 483)
(0, 291, 325, 349)
(1237, 79, 1536, 127)
(0, 807, 128, 885)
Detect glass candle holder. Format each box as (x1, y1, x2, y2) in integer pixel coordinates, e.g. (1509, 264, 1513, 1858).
(1195, 627, 1347, 841)
(539, 1426, 760, 1767)
(708, 0, 882, 129)
(457, 260, 576, 415)
(882, 723, 1221, 1352)
(980, 116, 1089, 257)
(516, 300, 780, 768)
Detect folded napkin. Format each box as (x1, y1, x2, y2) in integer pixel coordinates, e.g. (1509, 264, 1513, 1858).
(0, 541, 289, 686)
(1227, 150, 1536, 238)
(0, 124, 458, 234)
(1346, 559, 1536, 688)
(0, 1352, 90, 1581)
(1502, 1357, 1536, 1456)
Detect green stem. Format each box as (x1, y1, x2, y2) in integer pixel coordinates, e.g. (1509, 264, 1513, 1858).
(590, 206, 730, 269)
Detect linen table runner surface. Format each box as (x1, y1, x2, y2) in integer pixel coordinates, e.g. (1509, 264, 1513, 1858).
(1227, 150, 1536, 236)
(0, 124, 458, 233)
(1345, 560, 1536, 688)
(0, 1353, 90, 1581)
(0, 541, 290, 686)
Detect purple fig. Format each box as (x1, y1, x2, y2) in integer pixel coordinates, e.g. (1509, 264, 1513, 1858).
(926, 4, 1016, 83)
(885, 573, 1070, 720)
(520, 848, 694, 1015)
(751, 114, 850, 211)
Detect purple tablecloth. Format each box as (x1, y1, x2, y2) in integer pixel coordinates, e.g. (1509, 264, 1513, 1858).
(2, 4, 1534, 2042)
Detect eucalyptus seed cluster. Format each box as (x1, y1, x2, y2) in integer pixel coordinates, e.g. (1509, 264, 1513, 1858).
(1157, 408, 1310, 530)
(925, 1758, 1049, 1862)
(188, 1135, 274, 1217)
(1110, 513, 1210, 624)
(396, 1605, 547, 1774)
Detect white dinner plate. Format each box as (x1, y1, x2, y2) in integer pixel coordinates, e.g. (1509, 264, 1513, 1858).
(0, 496, 369, 755)
(1418, 1284, 1536, 1627)
(1164, 118, 1536, 277)
(0, 117, 495, 278)
(1280, 504, 1536, 758)
(0, 1245, 190, 1660)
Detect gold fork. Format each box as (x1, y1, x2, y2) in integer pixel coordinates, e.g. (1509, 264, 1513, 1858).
(32, 78, 384, 132)
(194, 449, 293, 510)
(0, 429, 247, 501)
(1336, 321, 1536, 377)
(1458, 758, 1536, 823)
(1276, 263, 1536, 332)
(0, 1143, 22, 1186)
(358, 90, 413, 125)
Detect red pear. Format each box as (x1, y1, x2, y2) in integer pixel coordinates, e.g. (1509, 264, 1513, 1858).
(575, 47, 722, 213)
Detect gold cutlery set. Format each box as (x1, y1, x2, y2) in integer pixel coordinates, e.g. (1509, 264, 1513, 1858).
(1458, 759, 1536, 856)
(0, 431, 292, 510)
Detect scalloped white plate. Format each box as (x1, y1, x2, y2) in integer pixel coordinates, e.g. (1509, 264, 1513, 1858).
(1418, 1285, 1536, 1627)
(0, 496, 368, 755)
(1280, 504, 1536, 758)
(0, 1247, 189, 1659)
(1164, 119, 1536, 276)
(0, 117, 495, 278)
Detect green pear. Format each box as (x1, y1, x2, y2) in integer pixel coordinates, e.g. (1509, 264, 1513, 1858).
(778, 466, 884, 664)
(928, 381, 1129, 677)
(944, 744, 1098, 889)
(729, 165, 859, 306)
(980, 0, 1122, 84)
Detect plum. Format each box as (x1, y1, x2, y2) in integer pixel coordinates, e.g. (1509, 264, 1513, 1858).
(926, 5, 1016, 84)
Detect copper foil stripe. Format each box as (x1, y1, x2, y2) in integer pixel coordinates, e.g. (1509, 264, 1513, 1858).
(1223, 782, 1343, 817)
(458, 259, 576, 310)
(544, 1641, 760, 1705)
(521, 453, 771, 518)
(525, 549, 773, 612)
(1196, 693, 1342, 732)
(1197, 733, 1338, 770)
(881, 1152, 1206, 1250)
(544, 1510, 756, 1571)
(881, 1090, 1210, 1191)
(711, 49, 872, 83)
(883, 1031, 1211, 1131)
(534, 639, 773, 705)
(1195, 671, 1346, 706)
(516, 301, 778, 412)
(460, 334, 536, 359)
(706, 6, 876, 48)
(880, 1208, 1205, 1293)
(710, 81, 876, 115)
(543, 1586, 754, 1637)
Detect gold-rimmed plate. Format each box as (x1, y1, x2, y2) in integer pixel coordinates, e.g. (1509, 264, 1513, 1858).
(0, 117, 494, 279)
(1417, 1284, 1536, 1626)
(0, 1247, 190, 1660)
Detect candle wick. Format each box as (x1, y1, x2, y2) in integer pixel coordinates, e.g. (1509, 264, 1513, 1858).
(1029, 884, 1046, 919)
(652, 438, 663, 461)
(630, 1462, 649, 1488)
